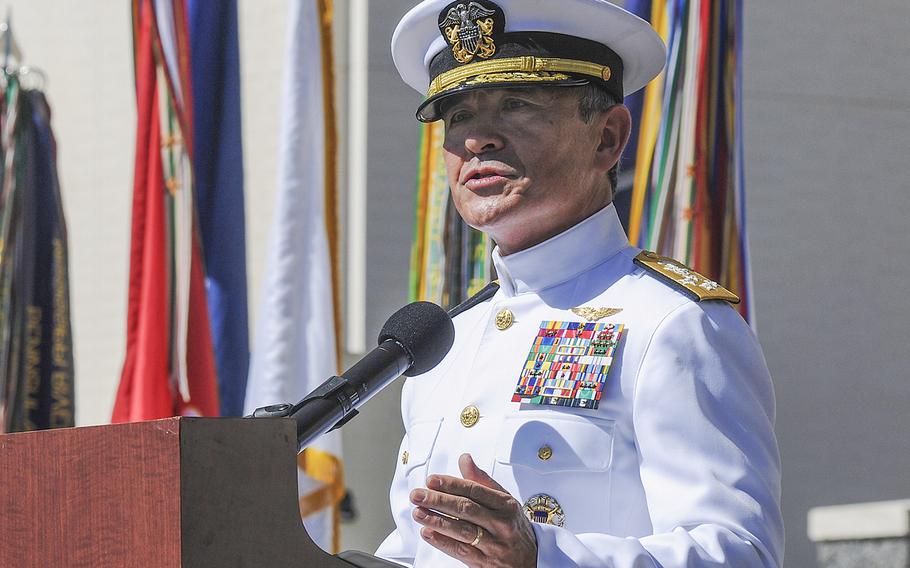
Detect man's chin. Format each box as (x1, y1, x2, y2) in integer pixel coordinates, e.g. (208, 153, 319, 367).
(459, 206, 533, 244)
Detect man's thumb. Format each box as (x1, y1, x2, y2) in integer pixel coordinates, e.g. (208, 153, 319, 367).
(459, 453, 506, 492)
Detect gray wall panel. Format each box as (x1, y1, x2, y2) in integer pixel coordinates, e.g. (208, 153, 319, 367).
(746, 1, 910, 565)
(365, 1, 425, 340)
(745, 2, 910, 103)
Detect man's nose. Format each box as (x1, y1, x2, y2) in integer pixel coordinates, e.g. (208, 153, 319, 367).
(464, 127, 505, 155)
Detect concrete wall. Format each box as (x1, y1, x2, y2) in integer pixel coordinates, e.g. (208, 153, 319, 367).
(745, 2, 910, 566)
(7, 1, 909, 566)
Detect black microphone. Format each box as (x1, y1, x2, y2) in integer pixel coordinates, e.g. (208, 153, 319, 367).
(249, 301, 455, 452)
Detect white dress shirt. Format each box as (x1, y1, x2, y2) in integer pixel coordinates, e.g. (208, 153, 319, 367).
(376, 204, 783, 567)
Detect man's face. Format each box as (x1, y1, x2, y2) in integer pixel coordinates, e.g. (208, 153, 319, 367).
(441, 87, 618, 255)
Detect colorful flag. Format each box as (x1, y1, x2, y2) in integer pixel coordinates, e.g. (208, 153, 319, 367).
(187, 0, 250, 417)
(624, 0, 754, 322)
(0, 79, 76, 432)
(112, 0, 220, 422)
(612, 0, 650, 223)
(409, 121, 492, 308)
(244, 0, 344, 552)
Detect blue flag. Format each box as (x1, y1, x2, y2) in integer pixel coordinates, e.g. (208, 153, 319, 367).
(1, 91, 77, 432)
(188, 0, 250, 416)
(622, 0, 650, 174)
(0, 88, 76, 431)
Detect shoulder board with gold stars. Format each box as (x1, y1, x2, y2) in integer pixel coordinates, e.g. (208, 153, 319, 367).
(634, 251, 740, 304)
(447, 281, 501, 318)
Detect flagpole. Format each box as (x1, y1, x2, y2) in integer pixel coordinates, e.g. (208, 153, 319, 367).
(345, 0, 368, 355)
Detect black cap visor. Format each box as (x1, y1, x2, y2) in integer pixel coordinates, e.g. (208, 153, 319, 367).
(417, 74, 592, 122)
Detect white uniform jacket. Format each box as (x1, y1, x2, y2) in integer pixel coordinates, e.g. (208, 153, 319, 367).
(376, 204, 783, 567)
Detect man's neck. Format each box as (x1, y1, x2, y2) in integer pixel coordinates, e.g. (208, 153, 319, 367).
(496, 199, 615, 256)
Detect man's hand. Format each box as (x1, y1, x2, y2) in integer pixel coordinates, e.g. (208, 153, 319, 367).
(410, 454, 538, 567)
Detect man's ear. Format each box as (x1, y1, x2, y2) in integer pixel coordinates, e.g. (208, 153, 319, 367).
(594, 104, 632, 172)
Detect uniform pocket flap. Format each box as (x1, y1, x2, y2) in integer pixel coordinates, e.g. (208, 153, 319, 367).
(494, 413, 615, 474)
(403, 418, 443, 472)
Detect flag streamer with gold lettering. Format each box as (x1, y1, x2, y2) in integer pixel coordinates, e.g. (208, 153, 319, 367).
(0, 63, 76, 432)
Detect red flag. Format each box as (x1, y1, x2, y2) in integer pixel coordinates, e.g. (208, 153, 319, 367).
(113, 0, 219, 422)
(182, 236, 219, 417)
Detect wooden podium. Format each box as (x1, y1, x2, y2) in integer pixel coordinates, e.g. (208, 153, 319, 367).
(0, 417, 388, 567)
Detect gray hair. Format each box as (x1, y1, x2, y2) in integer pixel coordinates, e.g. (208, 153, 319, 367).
(575, 83, 621, 191)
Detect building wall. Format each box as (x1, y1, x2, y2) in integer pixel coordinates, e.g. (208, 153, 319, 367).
(745, 2, 910, 565)
(6, 1, 908, 567)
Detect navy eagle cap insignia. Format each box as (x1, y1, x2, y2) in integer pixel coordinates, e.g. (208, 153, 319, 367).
(439, 1, 500, 64)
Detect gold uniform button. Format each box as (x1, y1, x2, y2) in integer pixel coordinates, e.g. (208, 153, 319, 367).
(401, 451, 409, 465)
(538, 445, 553, 461)
(460, 405, 480, 428)
(495, 309, 515, 330)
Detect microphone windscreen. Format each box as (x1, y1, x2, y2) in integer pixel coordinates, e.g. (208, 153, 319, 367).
(378, 301, 455, 376)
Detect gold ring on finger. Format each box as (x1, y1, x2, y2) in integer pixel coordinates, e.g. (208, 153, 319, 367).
(469, 525, 483, 547)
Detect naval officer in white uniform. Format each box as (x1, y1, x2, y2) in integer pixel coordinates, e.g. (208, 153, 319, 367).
(378, 1, 783, 566)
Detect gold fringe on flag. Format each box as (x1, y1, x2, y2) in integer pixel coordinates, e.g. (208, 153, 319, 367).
(299, 0, 345, 554)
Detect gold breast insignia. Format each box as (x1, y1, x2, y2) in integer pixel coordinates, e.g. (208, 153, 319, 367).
(570, 307, 623, 322)
(524, 494, 566, 527)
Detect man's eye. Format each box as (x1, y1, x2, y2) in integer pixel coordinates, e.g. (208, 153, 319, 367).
(504, 99, 528, 110)
(448, 110, 472, 124)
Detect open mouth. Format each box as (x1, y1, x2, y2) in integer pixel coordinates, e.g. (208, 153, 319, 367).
(463, 166, 516, 190)
(465, 173, 510, 190)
